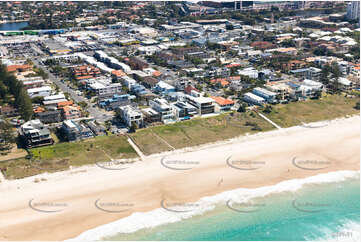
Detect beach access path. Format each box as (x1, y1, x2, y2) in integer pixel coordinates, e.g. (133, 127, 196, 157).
(0, 116, 359, 241)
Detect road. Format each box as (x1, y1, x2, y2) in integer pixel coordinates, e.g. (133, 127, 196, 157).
(33, 58, 113, 123)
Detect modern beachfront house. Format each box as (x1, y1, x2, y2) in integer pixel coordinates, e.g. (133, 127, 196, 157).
(149, 98, 176, 123)
(19, 119, 54, 148)
(117, 105, 143, 128)
(185, 95, 215, 115)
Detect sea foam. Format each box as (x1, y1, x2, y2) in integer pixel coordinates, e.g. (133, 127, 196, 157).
(67, 170, 359, 241)
(309, 219, 360, 242)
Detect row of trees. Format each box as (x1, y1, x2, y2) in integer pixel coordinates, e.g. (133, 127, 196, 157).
(0, 64, 33, 121)
(0, 121, 16, 154)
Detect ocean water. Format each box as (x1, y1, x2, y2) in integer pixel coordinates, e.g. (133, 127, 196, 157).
(71, 171, 360, 241)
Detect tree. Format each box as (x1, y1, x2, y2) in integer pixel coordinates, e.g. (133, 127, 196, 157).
(0, 121, 16, 153)
(312, 90, 322, 99)
(226, 24, 234, 30)
(17, 89, 33, 121)
(330, 62, 341, 93)
(129, 122, 138, 133)
(263, 105, 273, 114)
(31, 96, 44, 104)
(237, 103, 247, 113)
(320, 64, 331, 85)
(78, 101, 88, 109)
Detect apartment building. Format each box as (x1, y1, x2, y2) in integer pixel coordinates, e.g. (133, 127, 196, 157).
(306, 67, 322, 80)
(185, 95, 215, 115)
(88, 78, 122, 96)
(243, 92, 266, 106)
(252, 87, 278, 104)
(27, 86, 52, 98)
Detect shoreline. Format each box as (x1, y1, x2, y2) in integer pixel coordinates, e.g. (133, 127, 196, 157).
(0, 115, 359, 241)
(70, 170, 360, 241)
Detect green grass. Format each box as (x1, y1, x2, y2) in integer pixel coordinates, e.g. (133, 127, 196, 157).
(1, 94, 358, 180)
(263, 94, 359, 127)
(0, 135, 138, 180)
(131, 111, 275, 155)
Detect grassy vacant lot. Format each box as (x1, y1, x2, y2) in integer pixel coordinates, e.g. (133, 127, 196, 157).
(0, 135, 138, 180)
(1, 94, 358, 180)
(263, 94, 359, 127)
(131, 111, 275, 155)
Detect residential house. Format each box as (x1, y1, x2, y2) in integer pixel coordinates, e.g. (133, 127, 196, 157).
(153, 81, 176, 94)
(211, 96, 235, 111)
(0, 105, 18, 117)
(61, 105, 81, 120)
(141, 76, 159, 89)
(149, 98, 175, 123)
(127, 57, 149, 70)
(36, 110, 63, 124)
(19, 119, 54, 148)
(61, 120, 93, 141)
(172, 101, 198, 120)
(142, 108, 162, 125)
(117, 105, 143, 128)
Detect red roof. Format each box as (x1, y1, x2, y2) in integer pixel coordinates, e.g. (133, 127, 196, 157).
(211, 96, 235, 106)
(75, 75, 94, 80)
(184, 85, 199, 94)
(7, 64, 32, 72)
(111, 70, 126, 77)
(57, 100, 73, 107)
(226, 63, 241, 68)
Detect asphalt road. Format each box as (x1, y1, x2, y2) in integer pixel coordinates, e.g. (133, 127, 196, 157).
(33, 58, 113, 123)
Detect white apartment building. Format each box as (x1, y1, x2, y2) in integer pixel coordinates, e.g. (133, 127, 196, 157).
(185, 95, 215, 115)
(27, 86, 52, 98)
(149, 98, 175, 122)
(243, 92, 266, 106)
(118, 105, 143, 127)
(87, 78, 122, 96)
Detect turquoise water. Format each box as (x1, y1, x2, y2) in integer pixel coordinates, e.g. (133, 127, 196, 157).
(104, 176, 360, 241)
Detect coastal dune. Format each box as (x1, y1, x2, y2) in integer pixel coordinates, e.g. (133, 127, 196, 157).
(0, 116, 359, 241)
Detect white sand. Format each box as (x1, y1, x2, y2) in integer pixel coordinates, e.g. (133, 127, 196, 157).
(0, 116, 359, 241)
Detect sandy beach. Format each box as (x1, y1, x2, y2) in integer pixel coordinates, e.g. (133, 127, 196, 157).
(0, 116, 359, 241)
